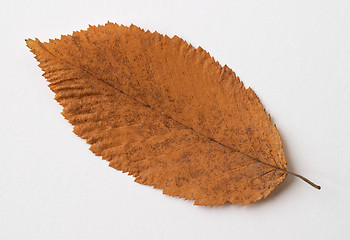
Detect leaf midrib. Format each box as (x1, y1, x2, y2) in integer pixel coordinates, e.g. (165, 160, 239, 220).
(35, 39, 287, 174)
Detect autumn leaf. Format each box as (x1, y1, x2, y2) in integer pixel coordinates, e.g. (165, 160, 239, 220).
(26, 22, 320, 206)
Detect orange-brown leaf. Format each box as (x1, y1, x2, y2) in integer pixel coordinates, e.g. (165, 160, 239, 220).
(26, 23, 290, 205)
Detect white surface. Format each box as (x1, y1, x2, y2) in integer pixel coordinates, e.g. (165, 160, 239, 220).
(1, 0, 350, 239)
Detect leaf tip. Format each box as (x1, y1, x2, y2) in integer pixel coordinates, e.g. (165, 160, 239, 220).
(25, 38, 38, 50)
(25, 38, 34, 44)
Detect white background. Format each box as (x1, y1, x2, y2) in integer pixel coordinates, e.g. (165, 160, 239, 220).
(1, 0, 350, 239)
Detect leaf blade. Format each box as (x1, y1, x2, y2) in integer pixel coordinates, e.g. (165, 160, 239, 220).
(26, 23, 288, 205)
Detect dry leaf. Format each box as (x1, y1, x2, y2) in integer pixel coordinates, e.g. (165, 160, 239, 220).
(26, 23, 320, 206)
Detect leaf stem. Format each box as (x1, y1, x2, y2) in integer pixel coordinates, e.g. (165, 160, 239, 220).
(287, 171, 321, 190)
